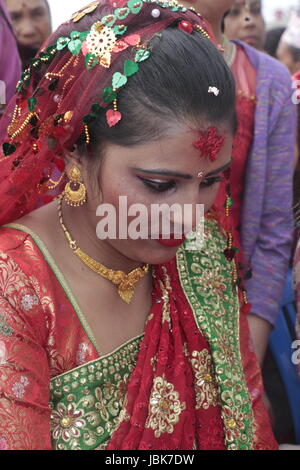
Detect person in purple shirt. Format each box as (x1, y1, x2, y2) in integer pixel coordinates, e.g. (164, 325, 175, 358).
(181, 0, 296, 366)
(0, 0, 21, 117)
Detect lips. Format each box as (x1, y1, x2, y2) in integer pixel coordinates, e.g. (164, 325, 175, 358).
(156, 234, 186, 248)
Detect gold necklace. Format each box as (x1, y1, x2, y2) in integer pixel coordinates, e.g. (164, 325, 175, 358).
(57, 196, 149, 304)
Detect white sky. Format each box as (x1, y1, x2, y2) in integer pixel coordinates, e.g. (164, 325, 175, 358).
(48, 0, 300, 30)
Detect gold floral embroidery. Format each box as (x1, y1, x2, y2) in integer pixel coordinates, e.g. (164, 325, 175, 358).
(222, 401, 250, 448)
(51, 403, 86, 445)
(199, 267, 227, 298)
(190, 349, 220, 410)
(145, 375, 186, 438)
(50, 337, 142, 450)
(84, 23, 117, 68)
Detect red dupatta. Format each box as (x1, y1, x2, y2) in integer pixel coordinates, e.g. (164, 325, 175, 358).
(107, 261, 226, 450)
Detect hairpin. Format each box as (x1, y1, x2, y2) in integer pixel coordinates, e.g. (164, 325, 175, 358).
(208, 86, 220, 96)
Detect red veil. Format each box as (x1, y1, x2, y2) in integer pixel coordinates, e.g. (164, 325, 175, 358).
(0, 0, 215, 226)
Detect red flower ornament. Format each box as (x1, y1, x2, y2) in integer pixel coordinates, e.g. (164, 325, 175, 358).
(193, 127, 225, 162)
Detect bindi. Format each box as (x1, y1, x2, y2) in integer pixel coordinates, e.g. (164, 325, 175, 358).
(193, 127, 225, 162)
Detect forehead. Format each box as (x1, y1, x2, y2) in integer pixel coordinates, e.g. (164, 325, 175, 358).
(107, 124, 233, 173)
(6, 0, 46, 12)
(232, 0, 261, 6)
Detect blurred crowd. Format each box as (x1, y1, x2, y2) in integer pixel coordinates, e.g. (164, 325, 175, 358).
(1, 0, 300, 449)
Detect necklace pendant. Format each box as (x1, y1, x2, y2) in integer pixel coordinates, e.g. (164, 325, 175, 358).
(118, 285, 135, 304)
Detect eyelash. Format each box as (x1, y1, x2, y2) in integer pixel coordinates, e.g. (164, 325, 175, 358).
(140, 179, 176, 193)
(201, 176, 223, 188)
(140, 176, 223, 193)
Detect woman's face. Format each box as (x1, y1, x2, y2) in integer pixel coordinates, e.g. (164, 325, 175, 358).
(224, 0, 266, 50)
(82, 123, 233, 266)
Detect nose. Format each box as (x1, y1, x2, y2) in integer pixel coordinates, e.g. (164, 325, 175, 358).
(20, 18, 37, 40)
(243, 14, 256, 26)
(169, 190, 205, 235)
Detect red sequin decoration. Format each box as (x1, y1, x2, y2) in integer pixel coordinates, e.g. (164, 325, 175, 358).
(193, 127, 225, 162)
(178, 20, 194, 34)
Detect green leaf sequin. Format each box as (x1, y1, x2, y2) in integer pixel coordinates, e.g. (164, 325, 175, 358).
(91, 104, 104, 115)
(128, 0, 143, 14)
(83, 114, 96, 124)
(28, 97, 37, 112)
(115, 7, 130, 20)
(135, 49, 151, 62)
(112, 72, 127, 89)
(85, 54, 99, 69)
(101, 14, 116, 27)
(103, 87, 117, 103)
(113, 25, 128, 36)
(68, 39, 82, 56)
(2, 142, 16, 156)
(124, 60, 139, 77)
(57, 36, 70, 51)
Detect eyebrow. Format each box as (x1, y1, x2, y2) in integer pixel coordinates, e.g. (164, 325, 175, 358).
(206, 159, 232, 177)
(132, 168, 193, 179)
(132, 159, 232, 179)
(30, 7, 46, 13)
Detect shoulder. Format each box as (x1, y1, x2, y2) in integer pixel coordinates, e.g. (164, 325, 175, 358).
(235, 40, 292, 85)
(0, 226, 41, 275)
(0, 226, 29, 250)
(0, 228, 47, 335)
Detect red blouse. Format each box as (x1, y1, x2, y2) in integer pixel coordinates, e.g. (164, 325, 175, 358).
(216, 45, 257, 241)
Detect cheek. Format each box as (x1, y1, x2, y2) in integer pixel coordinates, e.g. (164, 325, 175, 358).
(100, 173, 152, 219)
(224, 18, 240, 36)
(255, 18, 265, 33)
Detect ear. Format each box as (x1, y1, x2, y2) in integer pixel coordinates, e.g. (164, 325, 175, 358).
(64, 145, 84, 172)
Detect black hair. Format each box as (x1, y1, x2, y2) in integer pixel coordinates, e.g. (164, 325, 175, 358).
(264, 27, 285, 57)
(77, 26, 237, 157)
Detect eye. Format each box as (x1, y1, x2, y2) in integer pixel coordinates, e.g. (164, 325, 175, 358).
(11, 12, 22, 22)
(200, 176, 223, 188)
(139, 177, 176, 193)
(228, 8, 241, 17)
(250, 7, 261, 15)
(32, 8, 45, 18)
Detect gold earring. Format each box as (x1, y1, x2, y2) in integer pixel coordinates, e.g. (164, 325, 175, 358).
(64, 165, 87, 207)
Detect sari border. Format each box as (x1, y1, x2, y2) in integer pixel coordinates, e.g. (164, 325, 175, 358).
(50, 333, 144, 382)
(176, 218, 255, 450)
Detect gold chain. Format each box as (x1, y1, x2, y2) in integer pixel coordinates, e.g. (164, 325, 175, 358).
(57, 196, 149, 304)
